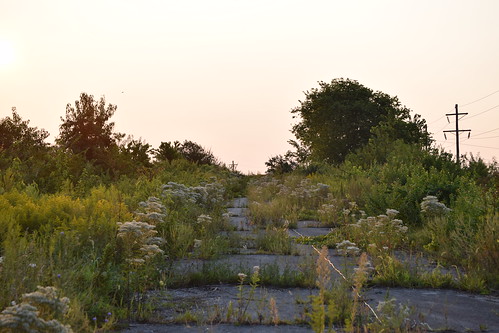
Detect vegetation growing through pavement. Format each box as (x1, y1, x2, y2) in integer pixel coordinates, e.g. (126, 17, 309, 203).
(1, 82, 497, 331)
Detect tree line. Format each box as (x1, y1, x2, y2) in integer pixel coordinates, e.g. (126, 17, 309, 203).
(266, 78, 495, 177)
(0, 93, 223, 194)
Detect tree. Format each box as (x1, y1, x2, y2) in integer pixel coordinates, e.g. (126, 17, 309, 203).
(0, 109, 56, 189)
(56, 93, 123, 169)
(154, 141, 181, 163)
(118, 136, 153, 173)
(265, 152, 298, 174)
(177, 140, 219, 165)
(0, 108, 49, 164)
(291, 78, 430, 164)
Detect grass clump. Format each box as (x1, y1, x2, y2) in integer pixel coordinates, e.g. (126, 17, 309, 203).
(255, 227, 293, 255)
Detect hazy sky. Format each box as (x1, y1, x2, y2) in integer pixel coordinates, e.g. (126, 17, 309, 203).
(1, 1, 498, 173)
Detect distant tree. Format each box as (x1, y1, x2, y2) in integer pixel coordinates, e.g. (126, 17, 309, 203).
(0, 109, 57, 189)
(119, 136, 153, 172)
(56, 93, 123, 169)
(154, 141, 181, 163)
(178, 140, 218, 165)
(291, 78, 430, 164)
(0, 108, 49, 164)
(265, 152, 298, 174)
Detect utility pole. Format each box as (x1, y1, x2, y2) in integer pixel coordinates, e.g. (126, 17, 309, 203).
(229, 161, 238, 172)
(443, 104, 471, 164)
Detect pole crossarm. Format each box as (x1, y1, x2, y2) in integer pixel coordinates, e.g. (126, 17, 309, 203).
(443, 129, 471, 133)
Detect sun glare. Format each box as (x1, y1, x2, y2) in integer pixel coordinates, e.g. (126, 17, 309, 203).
(0, 39, 15, 67)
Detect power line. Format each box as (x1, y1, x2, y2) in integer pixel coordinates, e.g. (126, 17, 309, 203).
(428, 115, 446, 125)
(461, 143, 499, 150)
(469, 135, 499, 140)
(462, 104, 499, 121)
(428, 89, 498, 127)
(436, 121, 451, 133)
(460, 89, 499, 108)
(471, 127, 499, 137)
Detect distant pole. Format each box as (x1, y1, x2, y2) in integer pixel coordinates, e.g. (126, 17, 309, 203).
(229, 161, 238, 172)
(444, 104, 471, 164)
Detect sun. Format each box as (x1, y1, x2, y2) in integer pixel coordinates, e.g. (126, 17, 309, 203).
(0, 39, 15, 67)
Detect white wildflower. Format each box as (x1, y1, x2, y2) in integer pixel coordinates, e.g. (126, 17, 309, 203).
(22, 286, 70, 315)
(336, 240, 360, 256)
(117, 221, 157, 238)
(386, 209, 399, 218)
(377, 214, 389, 221)
(421, 195, 451, 217)
(196, 214, 212, 224)
(126, 258, 145, 265)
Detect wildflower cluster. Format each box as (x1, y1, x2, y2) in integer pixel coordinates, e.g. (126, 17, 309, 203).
(161, 180, 225, 210)
(196, 214, 212, 225)
(0, 286, 72, 332)
(376, 298, 409, 320)
(247, 177, 282, 201)
(343, 209, 408, 251)
(195, 214, 214, 237)
(338, 209, 408, 254)
(369, 297, 430, 331)
(248, 177, 333, 227)
(285, 179, 330, 207)
(420, 195, 451, 219)
(335, 240, 361, 256)
(136, 196, 167, 224)
(117, 221, 164, 266)
(22, 286, 70, 318)
(318, 200, 363, 226)
(249, 177, 330, 209)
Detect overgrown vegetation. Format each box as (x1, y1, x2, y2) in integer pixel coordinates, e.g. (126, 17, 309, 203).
(1, 82, 497, 331)
(0, 96, 247, 331)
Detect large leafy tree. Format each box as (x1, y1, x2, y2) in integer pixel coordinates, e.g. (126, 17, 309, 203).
(291, 78, 430, 164)
(56, 93, 123, 169)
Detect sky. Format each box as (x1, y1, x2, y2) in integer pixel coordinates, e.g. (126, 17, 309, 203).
(1, 0, 498, 173)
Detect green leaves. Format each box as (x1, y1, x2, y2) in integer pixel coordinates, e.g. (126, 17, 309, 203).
(291, 78, 430, 164)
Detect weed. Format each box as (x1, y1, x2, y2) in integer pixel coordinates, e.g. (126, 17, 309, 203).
(269, 297, 279, 325)
(236, 266, 260, 323)
(308, 246, 330, 333)
(419, 266, 454, 289)
(372, 254, 415, 287)
(255, 227, 293, 254)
